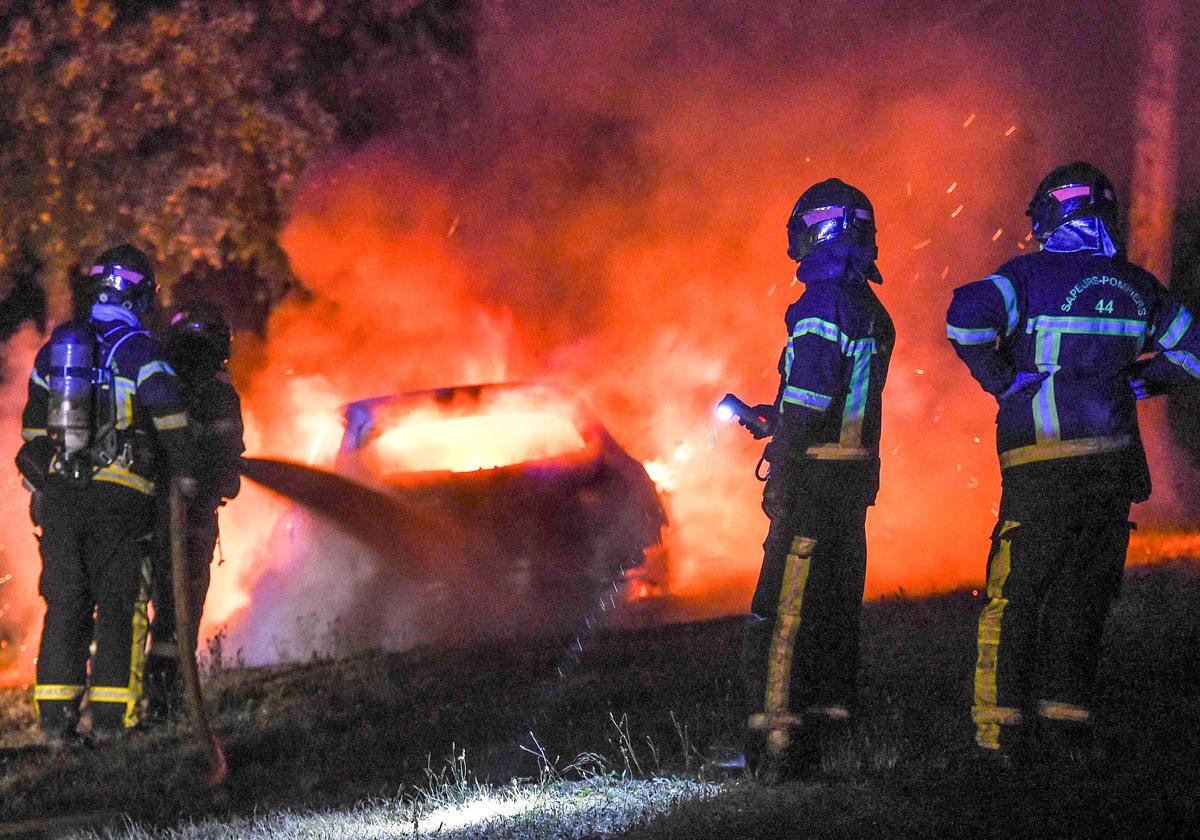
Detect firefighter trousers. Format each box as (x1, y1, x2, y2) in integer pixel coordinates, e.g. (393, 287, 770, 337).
(33, 487, 154, 735)
(742, 477, 869, 760)
(146, 503, 218, 710)
(972, 490, 1131, 753)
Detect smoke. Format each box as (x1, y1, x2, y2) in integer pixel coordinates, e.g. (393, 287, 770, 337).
(4, 2, 1197, 675)
(214, 1, 1064, 655)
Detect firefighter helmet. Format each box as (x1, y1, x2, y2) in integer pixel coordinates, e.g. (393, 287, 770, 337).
(1026, 162, 1118, 243)
(87, 244, 158, 315)
(167, 299, 232, 368)
(786, 179, 877, 263)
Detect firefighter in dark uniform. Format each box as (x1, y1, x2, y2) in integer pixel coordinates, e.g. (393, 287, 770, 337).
(16, 244, 194, 742)
(741, 179, 894, 780)
(145, 301, 244, 719)
(947, 162, 1200, 764)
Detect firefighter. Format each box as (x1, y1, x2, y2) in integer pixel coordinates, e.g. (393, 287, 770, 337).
(741, 179, 894, 781)
(947, 161, 1200, 766)
(145, 301, 244, 720)
(16, 244, 194, 743)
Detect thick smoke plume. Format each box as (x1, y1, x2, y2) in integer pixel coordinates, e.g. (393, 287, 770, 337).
(3, 2, 1199, 676)
(216, 1, 1185, 660)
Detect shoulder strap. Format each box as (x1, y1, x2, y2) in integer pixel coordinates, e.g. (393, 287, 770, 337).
(97, 324, 149, 370)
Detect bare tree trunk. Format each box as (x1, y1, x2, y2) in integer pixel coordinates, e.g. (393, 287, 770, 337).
(1127, 0, 1181, 283)
(1130, 0, 1189, 525)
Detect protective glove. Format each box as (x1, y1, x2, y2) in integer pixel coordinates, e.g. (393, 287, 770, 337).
(739, 404, 779, 440)
(998, 370, 1050, 401)
(761, 467, 794, 520)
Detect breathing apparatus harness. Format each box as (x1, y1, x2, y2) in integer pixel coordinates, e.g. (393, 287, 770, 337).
(46, 319, 151, 486)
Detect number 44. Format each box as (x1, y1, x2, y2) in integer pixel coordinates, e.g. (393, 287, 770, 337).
(1095, 299, 1114, 314)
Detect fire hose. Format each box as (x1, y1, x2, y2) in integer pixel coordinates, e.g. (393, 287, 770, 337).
(169, 484, 228, 786)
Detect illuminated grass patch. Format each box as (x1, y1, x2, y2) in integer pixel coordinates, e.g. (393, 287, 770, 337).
(82, 777, 722, 840)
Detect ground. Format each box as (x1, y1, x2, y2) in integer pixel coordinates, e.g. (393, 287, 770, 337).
(0, 561, 1197, 838)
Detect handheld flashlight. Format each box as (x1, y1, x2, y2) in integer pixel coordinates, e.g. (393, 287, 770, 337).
(715, 393, 773, 436)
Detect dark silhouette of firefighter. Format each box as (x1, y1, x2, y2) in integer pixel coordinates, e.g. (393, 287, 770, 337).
(16, 244, 194, 743)
(947, 161, 1200, 765)
(740, 179, 894, 780)
(145, 301, 244, 720)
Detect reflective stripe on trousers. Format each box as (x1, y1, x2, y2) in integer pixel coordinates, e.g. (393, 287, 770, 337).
(973, 520, 1021, 749)
(749, 535, 815, 755)
(88, 554, 152, 729)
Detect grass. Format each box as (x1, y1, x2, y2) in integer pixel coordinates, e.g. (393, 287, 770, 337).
(0, 561, 1196, 838)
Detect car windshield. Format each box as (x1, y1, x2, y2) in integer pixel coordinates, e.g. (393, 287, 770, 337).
(358, 408, 588, 477)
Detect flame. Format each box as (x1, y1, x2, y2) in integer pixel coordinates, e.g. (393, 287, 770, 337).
(2, 5, 1199, 679)
(363, 409, 586, 477)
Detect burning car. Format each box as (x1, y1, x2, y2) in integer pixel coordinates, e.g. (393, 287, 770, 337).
(332, 381, 669, 607)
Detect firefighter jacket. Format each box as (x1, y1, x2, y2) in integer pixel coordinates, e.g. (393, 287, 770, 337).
(184, 369, 245, 509)
(946, 250, 1200, 476)
(768, 273, 894, 489)
(22, 314, 192, 497)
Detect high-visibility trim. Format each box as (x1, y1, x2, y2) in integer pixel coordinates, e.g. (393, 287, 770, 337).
(840, 339, 874, 447)
(88, 686, 137, 704)
(804, 444, 875, 460)
(136, 359, 176, 386)
(94, 464, 155, 495)
(947, 324, 999, 345)
(1038, 699, 1090, 723)
(152, 412, 188, 431)
(988, 274, 1019, 337)
(747, 712, 804, 730)
(792, 317, 849, 350)
(1026, 315, 1148, 338)
(760, 536, 815, 755)
(974, 519, 1018, 750)
(30, 369, 48, 390)
(782, 387, 833, 411)
(22, 427, 46, 441)
(33, 684, 85, 702)
(122, 556, 152, 728)
(1158, 308, 1193, 351)
(1033, 330, 1063, 442)
(114, 376, 136, 429)
(999, 434, 1131, 470)
(1165, 349, 1200, 379)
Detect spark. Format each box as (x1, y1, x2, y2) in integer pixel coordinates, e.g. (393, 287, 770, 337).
(963, 112, 977, 127)
(992, 228, 1004, 241)
(912, 238, 932, 250)
(1004, 125, 1017, 137)
(447, 215, 460, 237)
(916, 368, 925, 375)
(941, 266, 950, 279)
(950, 204, 964, 218)
(946, 182, 958, 194)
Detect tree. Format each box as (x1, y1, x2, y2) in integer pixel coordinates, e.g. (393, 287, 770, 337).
(0, 0, 336, 315)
